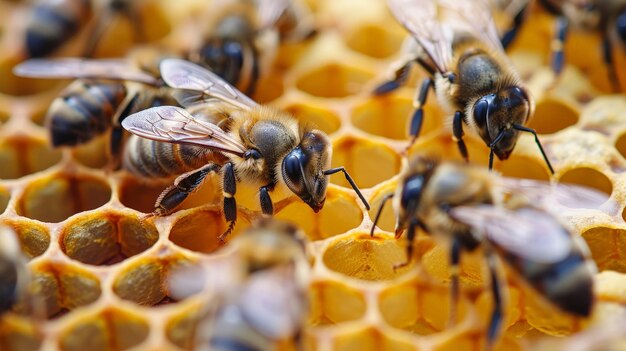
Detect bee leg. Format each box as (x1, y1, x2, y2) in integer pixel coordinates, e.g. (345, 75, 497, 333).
(500, 1, 529, 49)
(405, 78, 434, 151)
(452, 111, 469, 163)
(512, 124, 554, 174)
(219, 162, 237, 242)
(448, 236, 462, 327)
(602, 37, 622, 92)
(323, 167, 370, 210)
(373, 60, 415, 95)
(259, 185, 274, 217)
(549, 16, 569, 77)
(393, 219, 419, 270)
(485, 249, 504, 351)
(370, 193, 394, 237)
(153, 164, 219, 216)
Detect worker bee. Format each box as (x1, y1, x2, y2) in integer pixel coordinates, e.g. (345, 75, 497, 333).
(23, 0, 153, 58)
(0, 226, 31, 316)
(370, 156, 607, 348)
(189, 0, 316, 95)
(374, 0, 554, 173)
(12, 55, 178, 168)
(121, 58, 369, 239)
(496, 0, 626, 91)
(169, 219, 310, 351)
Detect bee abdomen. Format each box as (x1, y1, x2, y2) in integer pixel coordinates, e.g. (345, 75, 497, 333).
(47, 81, 127, 147)
(123, 136, 216, 178)
(25, 0, 91, 58)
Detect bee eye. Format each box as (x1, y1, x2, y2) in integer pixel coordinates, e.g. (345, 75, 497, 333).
(473, 98, 490, 129)
(283, 153, 305, 193)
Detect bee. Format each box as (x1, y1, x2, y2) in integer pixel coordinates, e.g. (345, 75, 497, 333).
(189, 0, 316, 95)
(23, 0, 151, 58)
(374, 0, 554, 173)
(496, 0, 626, 91)
(0, 226, 30, 316)
(370, 156, 605, 348)
(121, 58, 369, 239)
(12, 55, 178, 168)
(176, 219, 310, 351)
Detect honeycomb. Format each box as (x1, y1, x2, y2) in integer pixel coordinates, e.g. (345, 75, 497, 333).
(1, 0, 626, 350)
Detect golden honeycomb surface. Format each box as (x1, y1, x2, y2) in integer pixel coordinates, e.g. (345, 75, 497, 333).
(0, 0, 626, 350)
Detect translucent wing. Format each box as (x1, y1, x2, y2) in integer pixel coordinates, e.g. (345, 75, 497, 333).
(159, 59, 258, 110)
(256, 0, 290, 30)
(439, 0, 504, 52)
(387, 0, 452, 73)
(13, 58, 160, 86)
(121, 106, 246, 157)
(450, 205, 572, 263)
(497, 177, 617, 214)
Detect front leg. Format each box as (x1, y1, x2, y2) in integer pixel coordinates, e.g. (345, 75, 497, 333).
(219, 162, 237, 242)
(259, 185, 274, 217)
(373, 59, 415, 95)
(152, 163, 220, 216)
(452, 111, 469, 163)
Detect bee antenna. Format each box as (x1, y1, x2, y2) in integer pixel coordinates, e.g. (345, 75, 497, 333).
(323, 167, 370, 210)
(370, 193, 394, 237)
(488, 130, 507, 171)
(512, 124, 555, 174)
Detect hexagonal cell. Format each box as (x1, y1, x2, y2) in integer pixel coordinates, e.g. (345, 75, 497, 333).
(71, 134, 109, 169)
(368, 184, 397, 234)
(275, 189, 363, 240)
(582, 227, 626, 273)
(30, 263, 102, 313)
(0, 219, 50, 258)
(494, 156, 550, 181)
(112, 257, 179, 306)
(252, 70, 285, 103)
(0, 317, 43, 351)
(558, 167, 613, 201)
(333, 327, 417, 351)
(344, 23, 404, 59)
(528, 97, 579, 135)
(0, 186, 10, 215)
(352, 94, 444, 140)
(421, 241, 488, 291)
(309, 281, 366, 325)
(322, 233, 412, 281)
(283, 103, 341, 135)
(166, 302, 203, 349)
(435, 332, 522, 351)
(0, 137, 62, 180)
(58, 308, 149, 351)
(17, 173, 112, 223)
(331, 136, 401, 189)
(118, 176, 171, 213)
(295, 63, 375, 98)
(59, 212, 158, 265)
(169, 209, 247, 253)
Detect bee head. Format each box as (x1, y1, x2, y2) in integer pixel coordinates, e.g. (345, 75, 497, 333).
(472, 86, 531, 160)
(282, 130, 331, 213)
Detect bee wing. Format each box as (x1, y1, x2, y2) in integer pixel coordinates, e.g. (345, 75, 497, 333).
(439, 0, 504, 52)
(121, 106, 247, 157)
(256, 0, 289, 30)
(387, 0, 453, 73)
(450, 205, 572, 263)
(12, 58, 160, 86)
(496, 177, 617, 214)
(159, 58, 258, 111)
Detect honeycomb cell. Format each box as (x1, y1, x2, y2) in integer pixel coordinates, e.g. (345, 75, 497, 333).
(368, 184, 397, 233)
(615, 133, 626, 161)
(558, 167, 613, 200)
(333, 327, 417, 351)
(296, 63, 375, 98)
(283, 103, 342, 135)
(436, 333, 522, 351)
(53, 263, 102, 310)
(0, 317, 43, 351)
(58, 308, 149, 351)
(29, 269, 63, 318)
(0, 137, 62, 179)
(166, 302, 203, 350)
(276, 189, 363, 240)
(352, 95, 444, 140)
(60, 213, 158, 265)
(72, 135, 109, 169)
(528, 97, 579, 134)
(344, 23, 404, 59)
(322, 233, 412, 281)
(169, 209, 247, 253)
(0, 219, 49, 258)
(582, 226, 626, 273)
(253, 71, 285, 103)
(309, 281, 366, 325)
(331, 136, 401, 189)
(118, 176, 171, 213)
(0, 186, 10, 215)
(17, 173, 112, 222)
(494, 156, 550, 181)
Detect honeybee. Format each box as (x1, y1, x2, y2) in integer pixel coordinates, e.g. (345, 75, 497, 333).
(23, 0, 152, 58)
(374, 0, 554, 173)
(121, 58, 369, 239)
(170, 219, 310, 351)
(13, 55, 178, 167)
(496, 0, 626, 91)
(0, 226, 31, 316)
(370, 156, 606, 348)
(189, 0, 316, 95)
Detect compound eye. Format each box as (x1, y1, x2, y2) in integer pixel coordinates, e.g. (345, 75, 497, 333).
(473, 98, 489, 130)
(283, 153, 305, 193)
